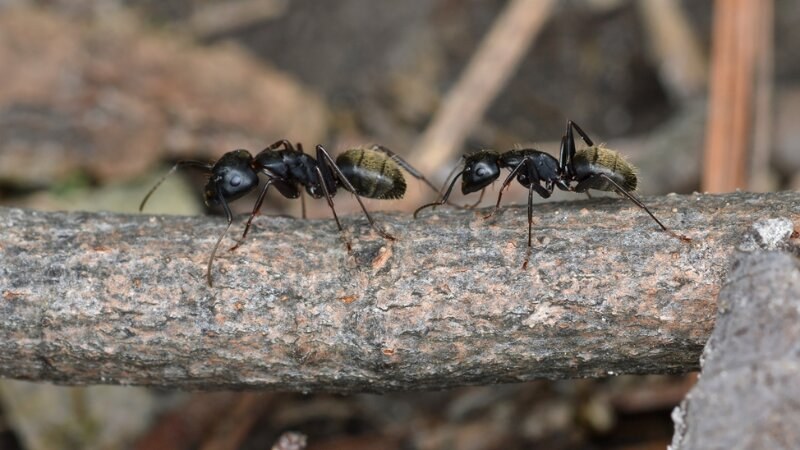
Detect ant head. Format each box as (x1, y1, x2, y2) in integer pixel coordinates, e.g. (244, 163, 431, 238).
(461, 150, 500, 194)
(203, 149, 259, 205)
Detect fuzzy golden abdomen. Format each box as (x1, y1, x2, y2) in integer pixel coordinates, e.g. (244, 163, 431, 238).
(336, 147, 407, 199)
(573, 146, 638, 192)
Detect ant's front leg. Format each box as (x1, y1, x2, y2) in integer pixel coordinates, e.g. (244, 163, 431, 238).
(465, 188, 486, 209)
(483, 158, 531, 220)
(414, 169, 464, 218)
(229, 178, 299, 252)
(206, 186, 235, 287)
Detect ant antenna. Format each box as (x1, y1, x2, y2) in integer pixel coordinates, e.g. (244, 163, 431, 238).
(140, 161, 213, 212)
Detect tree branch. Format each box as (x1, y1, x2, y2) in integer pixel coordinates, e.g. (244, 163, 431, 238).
(0, 191, 798, 392)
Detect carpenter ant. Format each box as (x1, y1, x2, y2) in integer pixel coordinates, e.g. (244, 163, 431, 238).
(556, 120, 689, 241)
(140, 140, 440, 286)
(414, 120, 689, 268)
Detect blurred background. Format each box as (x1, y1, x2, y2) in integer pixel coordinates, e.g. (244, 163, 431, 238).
(0, 0, 796, 448)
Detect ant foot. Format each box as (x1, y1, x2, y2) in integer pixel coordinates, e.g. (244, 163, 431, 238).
(670, 231, 692, 243)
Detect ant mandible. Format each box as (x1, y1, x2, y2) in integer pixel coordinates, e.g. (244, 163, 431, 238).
(140, 140, 441, 286)
(414, 119, 690, 268)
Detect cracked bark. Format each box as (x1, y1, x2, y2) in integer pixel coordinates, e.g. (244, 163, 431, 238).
(0, 191, 798, 392)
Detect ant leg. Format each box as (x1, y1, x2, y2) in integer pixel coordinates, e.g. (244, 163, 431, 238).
(206, 185, 235, 287)
(520, 182, 551, 270)
(560, 120, 595, 177)
(558, 133, 571, 177)
(365, 145, 459, 207)
(314, 165, 352, 251)
(484, 158, 530, 220)
(363, 145, 440, 195)
(139, 161, 212, 212)
(587, 174, 691, 242)
(300, 191, 307, 220)
(316, 145, 395, 241)
(432, 160, 465, 211)
(265, 139, 297, 152)
(440, 159, 463, 193)
(568, 120, 595, 147)
(522, 183, 535, 270)
(413, 170, 465, 218)
(465, 188, 485, 209)
(229, 179, 275, 251)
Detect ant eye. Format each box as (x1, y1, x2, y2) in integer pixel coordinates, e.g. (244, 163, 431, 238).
(229, 174, 242, 187)
(476, 167, 486, 177)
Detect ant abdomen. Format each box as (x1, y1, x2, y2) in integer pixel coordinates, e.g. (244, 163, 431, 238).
(336, 145, 407, 200)
(573, 146, 637, 193)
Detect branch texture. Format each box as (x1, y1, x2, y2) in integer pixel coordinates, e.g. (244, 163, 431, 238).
(0, 191, 798, 392)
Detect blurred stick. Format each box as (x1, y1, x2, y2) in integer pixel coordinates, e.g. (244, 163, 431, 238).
(637, 0, 707, 100)
(749, 0, 775, 191)
(133, 393, 241, 450)
(199, 393, 273, 450)
(409, 0, 556, 177)
(702, 0, 760, 192)
(186, 0, 288, 37)
(0, 192, 798, 392)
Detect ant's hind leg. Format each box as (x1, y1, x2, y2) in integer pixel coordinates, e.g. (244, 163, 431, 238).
(567, 120, 595, 147)
(560, 120, 595, 176)
(316, 145, 395, 241)
(367, 145, 438, 193)
(589, 174, 691, 243)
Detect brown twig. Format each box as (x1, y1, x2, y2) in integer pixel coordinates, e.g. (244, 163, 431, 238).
(749, 0, 775, 191)
(636, 0, 707, 100)
(702, 0, 761, 192)
(199, 393, 273, 450)
(0, 192, 798, 392)
(409, 0, 556, 177)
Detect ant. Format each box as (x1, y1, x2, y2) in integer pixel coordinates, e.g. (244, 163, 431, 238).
(414, 120, 690, 268)
(140, 140, 441, 286)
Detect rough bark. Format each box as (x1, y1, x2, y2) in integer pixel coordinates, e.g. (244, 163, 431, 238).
(0, 191, 798, 392)
(670, 251, 800, 449)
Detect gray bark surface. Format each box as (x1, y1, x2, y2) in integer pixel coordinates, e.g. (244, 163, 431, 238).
(670, 251, 800, 450)
(0, 191, 798, 392)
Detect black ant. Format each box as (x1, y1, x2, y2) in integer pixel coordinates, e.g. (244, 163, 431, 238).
(140, 140, 441, 286)
(414, 120, 690, 268)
